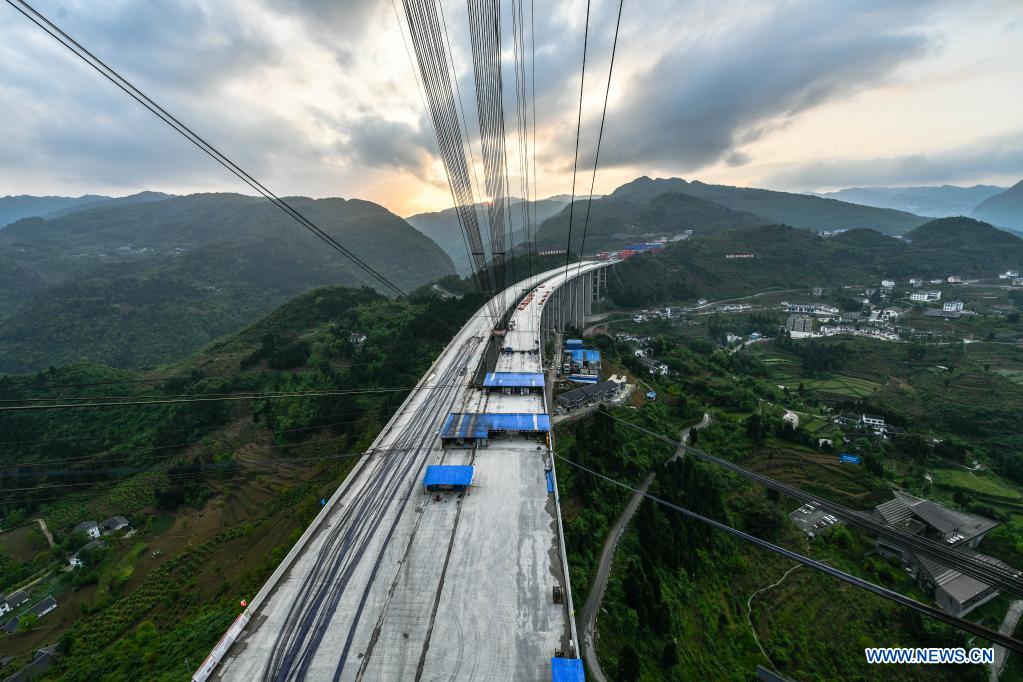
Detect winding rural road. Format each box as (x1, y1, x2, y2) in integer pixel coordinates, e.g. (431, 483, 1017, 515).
(577, 413, 710, 682)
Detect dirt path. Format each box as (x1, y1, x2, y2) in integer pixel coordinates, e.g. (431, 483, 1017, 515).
(33, 518, 54, 549)
(747, 564, 806, 670)
(577, 413, 710, 682)
(991, 599, 1023, 682)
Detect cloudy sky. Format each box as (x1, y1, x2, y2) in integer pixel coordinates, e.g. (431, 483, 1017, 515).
(1, 0, 1021, 216)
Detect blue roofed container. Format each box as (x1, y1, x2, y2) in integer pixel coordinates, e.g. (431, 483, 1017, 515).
(423, 465, 474, 491)
(551, 657, 584, 682)
(440, 412, 551, 446)
(482, 372, 545, 390)
(565, 339, 584, 349)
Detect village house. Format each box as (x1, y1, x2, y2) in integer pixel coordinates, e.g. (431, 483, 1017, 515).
(859, 414, 886, 434)
(74, 520, 100, 540)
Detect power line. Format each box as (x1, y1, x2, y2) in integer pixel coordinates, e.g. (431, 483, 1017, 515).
(575, 0, 624, 267)
(555, 452, 1023, 654)
(562, 0, 592, 269)
(5, 0, 408, 299)
(0, 360, 408, 394)
(598, 408, 1023, 597)
(0, 443, 432, 508)
(0, 414, 377, 468)
(0, 381, 469, 412)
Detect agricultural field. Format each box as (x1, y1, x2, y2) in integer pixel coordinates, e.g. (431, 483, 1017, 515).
(741, 442, 886, 507)
(930, 468, 1023, 504)
(760, 353, 882, 398)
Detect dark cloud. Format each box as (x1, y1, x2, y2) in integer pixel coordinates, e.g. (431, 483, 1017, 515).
(333, 114, 438, 179)
(44, 0, 283, 93)
(590, 0, 932, 171)
(262, 0, 384, 65)
(762, 130, 1023, 190)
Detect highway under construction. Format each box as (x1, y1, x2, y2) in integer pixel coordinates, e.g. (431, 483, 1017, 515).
(197, 262, 610, 681)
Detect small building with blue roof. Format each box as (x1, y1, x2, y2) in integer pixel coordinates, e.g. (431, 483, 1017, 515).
(423, 465, 474, 492)
(440, 412, 551, 447)
(482, 372, 545, 395)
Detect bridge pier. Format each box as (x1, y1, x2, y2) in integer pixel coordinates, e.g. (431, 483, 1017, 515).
(539, 265, 608, 342)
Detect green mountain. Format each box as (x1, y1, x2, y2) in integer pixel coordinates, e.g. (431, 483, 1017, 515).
(0, 194, 109, 227)
(972, 179, 1023, 230)
(0, 193, 454, 373)
(406, 197, 567, 276)
(610, 217, 1023, 305)
(610, 176, 928, 234)
(535, 190, 769, 253)
(814, 184, 1004, 217)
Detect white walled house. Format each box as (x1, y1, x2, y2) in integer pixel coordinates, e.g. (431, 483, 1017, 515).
(943, 301, 964, 312)
(74, 520, 100, 540)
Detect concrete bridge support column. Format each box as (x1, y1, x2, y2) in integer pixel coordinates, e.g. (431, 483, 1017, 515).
(568, 279, 577, 330)
(589, 269, 597, 316)
(555, 287, 564, 333)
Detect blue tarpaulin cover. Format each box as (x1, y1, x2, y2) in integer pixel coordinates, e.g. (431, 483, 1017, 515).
(569, 374, 599, 384)
(441, 413, 551, 439)
(483, 372, 545, 388)
(423, 465, 474, 488)
(840, 454, 861, 464)
(564, 339, 584, 348)
(545, 470, 554, 493)
(551, 657, 584, 682)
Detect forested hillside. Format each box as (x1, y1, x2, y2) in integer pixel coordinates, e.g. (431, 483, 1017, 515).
(609, 217, 1023, 305)
(0, 193, 454, 373)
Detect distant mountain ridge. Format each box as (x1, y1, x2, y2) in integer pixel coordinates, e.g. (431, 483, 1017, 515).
(814, 184, 1005, 217)
(43, 191, 174, 219)
(0, 191, 175, 227)
(609, 177, 928, 234)
(972, 180, 1023, 231)
(535, 190, 769, 252)
(1, 194, 108, 227)
(0, 192, 454, 373)
(531, 175, 931, 255)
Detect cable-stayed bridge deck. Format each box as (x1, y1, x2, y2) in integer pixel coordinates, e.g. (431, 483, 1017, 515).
(200, 262, 609, 681)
